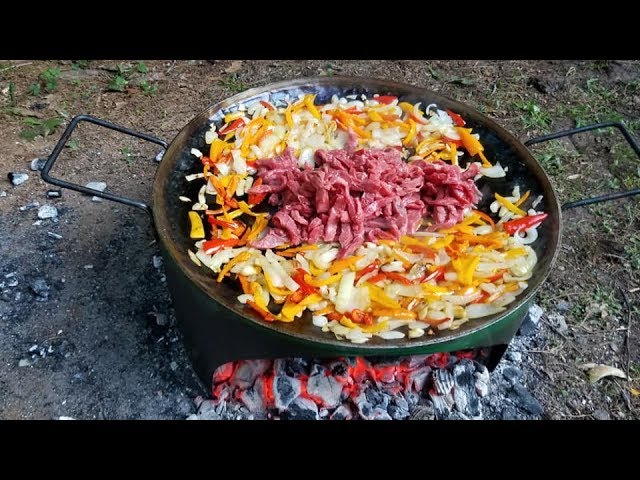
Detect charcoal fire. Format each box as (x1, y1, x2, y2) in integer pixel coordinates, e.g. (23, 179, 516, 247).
(199, 350, 491, 420)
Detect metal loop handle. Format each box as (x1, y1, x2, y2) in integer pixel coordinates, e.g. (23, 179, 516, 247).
(41, 114, 168, 220)
(524, 121, 640, 210)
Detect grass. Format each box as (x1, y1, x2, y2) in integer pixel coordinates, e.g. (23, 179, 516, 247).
(138, 80, 157, 96)
(119, 147, 134, 165)
(107, 62, 156, 94)
(28, 67, 61, 96)
(531, 139, 577, 175)
(626, 236, 640, 270)
(218, 73, 247, 93)
(19, 116, 64, 140)
(514, 100, 552, 132)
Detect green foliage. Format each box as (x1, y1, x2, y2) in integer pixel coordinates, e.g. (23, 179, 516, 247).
(19, 116, 64, 140)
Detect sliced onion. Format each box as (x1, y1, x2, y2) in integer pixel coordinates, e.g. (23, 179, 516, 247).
(466, 303, 506, 319)
(335, 271, 356, 313)
(481, 162, 507, 178)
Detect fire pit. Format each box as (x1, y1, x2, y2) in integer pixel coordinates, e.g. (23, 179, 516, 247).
(40, 77, 640, 408)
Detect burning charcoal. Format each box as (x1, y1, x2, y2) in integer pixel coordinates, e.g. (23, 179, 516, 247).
(273, 375, 301, 411)
(433, 368, 454, 395)
(8, 172, 29, 186)
(213, 362, 235, 384)
(429, 390, 454, 419)
(330, 360, 348, 377)
(474, 363, 490, 397)
(409, 403, 435, 420)
(365, 386, 390, 411)
(240, 385, 265, 413)
(408, 366, 431, 392)
(388, 396, 410, 420)
(408, 355, 429, 368)
(285, 357, 309, 376)
(307, 372, 343, 409)
(452, 360, 481, 418)
(330, 405, 353, 420)
(280, 397, 319, 420)
(232, 360, 269, 390)
(196, 400, 222, 420)
(404, 390, 421, 408)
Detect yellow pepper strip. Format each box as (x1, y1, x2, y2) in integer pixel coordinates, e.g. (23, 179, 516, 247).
(371, 308, 416, 320)
(226, 208, 244, 220)
(339, 316, 389, 333)
(456, 232, 505, 248)
(262, 270, 293, 297)
(220, 227, 233, 240)
(188, 211, 205, 239)
(226, 175, 239, 199)
(366, 283, 402, 309)
(503, 282, 521, 293)
(237, 200, 267, 218)
(246, 217, 269, 242)
(391, 251, 413, 270)
(455, 127, 492, 167)
(450, 143, 458, 165)
(279, 293, 323, 322)
(514, 190, 531, 208)
(209, 139, 227, 162)
(285, 103, 294, 129)
(495, 193, 527, 217)
(368, 111, 384, 122)
(398, 102, 414, 114)
(217, 251, 251, 282)
(431, 235, 455, 249)
(403, 119, 417, 146)
(505, 247, 527, 259)
(328, 255, 364, 274)
(313, 306, 335, 316)
(224, 132, 235, 142)
(304, 94, 322, 120)
(304, 272, 342, 287)
(308, 262, 325, 276)
(249, 282, 268, 309)
(224, 111, 245, 123)
(452, 255, 481, 286)
(421, 283, 452, 295)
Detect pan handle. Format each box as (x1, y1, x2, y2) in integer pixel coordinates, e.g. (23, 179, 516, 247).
(41, 115, 168, 220)
(524, 121, 640, 210)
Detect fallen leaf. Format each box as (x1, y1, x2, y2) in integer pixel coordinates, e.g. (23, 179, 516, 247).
(581, 363, 628, 384)
(225, 60, 243, 74)
(630, 387, 640, 396)
(567, 174, 582, 180)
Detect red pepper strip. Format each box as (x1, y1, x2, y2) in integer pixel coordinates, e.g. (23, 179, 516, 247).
(486, 269, 507, 283)
(442, 134, 463, 147)
(218, 118, 245, 136)
(502, 213, 548, 235)
(383, 272, 414, 285)
(260, 100, 275, 111)
(354, 260, 381, 282)
(246, 300, 276, 322)
(446, 109, 466, 127)
(344, 107, 363, 114)
(248, 177, 267, 206)
(375, 95, 398, 105)
(471, 292, 490, 304)
(404, 244, 438, 258)
(326, 311, 343, 321)
(200, 156, 213, 166)
(421, 266, 446, 283)
(202, 238, 239, 255)
(346, 309, 373, 326)
(367, 273, 387, 284)
(207, 216, 239, 229)
(291, 268, 319, 295)
(288, 290, 306, 304)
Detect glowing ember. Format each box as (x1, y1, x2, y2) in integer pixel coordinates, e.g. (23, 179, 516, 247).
(208, 350, 490, 420)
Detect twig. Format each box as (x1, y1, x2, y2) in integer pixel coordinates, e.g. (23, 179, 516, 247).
(0, 62, 32, 73)
(618, 286, 633, 411)
(542, 291, 591, 303)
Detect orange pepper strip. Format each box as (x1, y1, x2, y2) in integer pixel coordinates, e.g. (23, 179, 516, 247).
(472, 209, 496, 227)
(328, 255, 364, 274)
(371, 308, 417, 320)
(238, 275, 251, 294)
(514, 190, 531, 208)
(246, 300, 276, 322)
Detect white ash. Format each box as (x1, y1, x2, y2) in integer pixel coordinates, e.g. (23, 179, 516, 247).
(85, 181, 107, 202)
(30, 158, 47, 171)
(0, 191, 6, 197)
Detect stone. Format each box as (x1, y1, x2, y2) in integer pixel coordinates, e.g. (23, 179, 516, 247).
(509, 384, 544, 416)
(518, 314, 538, 337)
(20, 201, 40, 211)
(18, 359, 31, 367)
(502, 367, 521, 385)
(0, 191, 6, 197)
(592, 409, 610, 421)
(169, 361, 178, 371)
(85, 182, 107, 202)
(556, 300, 571, 312)
(528, 303, 544, 324)
(501, 406, 518, 420)
(46, 189, 62, 199)
(30, 158, 47, 171)
(8, 172, 29, 186)
(30, 278, 50, 300)
(37, 205, 58, 220)
(506, 350, 523, 362)
(155, 150, 165, 162)
(547, 312, 569, 335)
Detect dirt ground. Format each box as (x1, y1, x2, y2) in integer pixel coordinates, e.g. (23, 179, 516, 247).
(0, 60, 638, 420)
